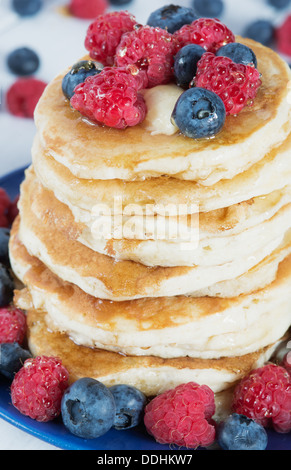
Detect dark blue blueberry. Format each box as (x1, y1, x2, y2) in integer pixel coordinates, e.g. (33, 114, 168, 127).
(243, 20, 275, 46)
(217, 414, 268, 450)
(0, 343, 31, 381)
(172, 87, 226, 139)
(109, 384, 147, 430)
(174, 44, 205, 88)
(61, 377, 115, 439)
(109, 0, 134, 5)
(267, 0, 291, 9)
(192, 0, 224, 18)
(216, 43, 257, 68)
(12, 0, 43, 17)
(0, 228, 10, 267)
(62, 60, 103, 101)
(7, 47, 40, 76)
(0, 265, 14, 308)
(147, 4, 197, 34)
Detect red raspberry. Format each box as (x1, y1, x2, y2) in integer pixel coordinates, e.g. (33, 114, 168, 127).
(0, 188, 10, 209)
(276, 15, 291, 57)
(69, 0, 108, 19)
(85, 11, 137, 66)
(0, 307, 27, 344)
(11, 356, 69, 422)
(115, 25, 176, 88)
(0, 188, 11, 228)
(6, 78, 47, 118)
(174, 18, 235, 53)
(144, 382, 216, 449)
(7, 196, 19, 226)
(232, 364, 291, 433)
(71, 66, 147, 129)
(194, 52, 262, 115)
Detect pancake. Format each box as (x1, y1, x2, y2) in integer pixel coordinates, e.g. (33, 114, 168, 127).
(17, 176, 291, 300)
(25, 167, 291, 268)
(10, 226, 291, 360)
(26, 307, 281, 397)
(33, 130, 291, 217)
(34, 38, 291, 184)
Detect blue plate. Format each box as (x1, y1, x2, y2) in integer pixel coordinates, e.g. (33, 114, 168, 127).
(0, 167, 291, 450)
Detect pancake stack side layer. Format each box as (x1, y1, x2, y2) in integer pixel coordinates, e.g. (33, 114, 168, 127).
(9, 37, 291, 415)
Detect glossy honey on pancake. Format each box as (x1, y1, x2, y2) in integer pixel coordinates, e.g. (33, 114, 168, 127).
(10, 223, 291, 360)
(34, 38, 291, 185)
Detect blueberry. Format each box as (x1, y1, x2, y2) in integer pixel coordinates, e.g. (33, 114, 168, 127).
(0, 265, 14, 308)
(61, 377, 116, 439)
(109, 0, 133, 5)
(174, 44, 205, 88)
(0, 343, 31, 381)
(0, 228, 10, 267)
(172, 88, 226, 139)
(147, 4, 197, 34)
(7, 47, 40, 77)
(217, 413, 268, 450)
(12, 0, 43, 17)
(267, 0, 291, 9)
(192, 0, 224, 18)
(244, 20, 275, 46)
(62, 60, 103, 101)
(216, 43, 257, 68)
(109, 384, 147, 430)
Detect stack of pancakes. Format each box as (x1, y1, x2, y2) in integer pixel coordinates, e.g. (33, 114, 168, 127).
(9, 38, 291, 415)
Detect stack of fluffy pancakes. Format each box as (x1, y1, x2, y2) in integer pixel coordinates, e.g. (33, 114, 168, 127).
(9, 38, 291, 416)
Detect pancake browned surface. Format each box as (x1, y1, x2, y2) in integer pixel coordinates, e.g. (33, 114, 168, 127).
(10, 222, 291, 360)
(27, 162, 291, 268)
(26, 307, 280, 397)
(17, 171, 291, 300)
(32, 132, 291, 216)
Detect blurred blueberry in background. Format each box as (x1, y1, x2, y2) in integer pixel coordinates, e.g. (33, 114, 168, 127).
(193, 0, 224, 17)
(7, 47, 40, 76)
(243, 19, 275, 46)
(12, 0, 43, 16)
(267, 0, 291, 9)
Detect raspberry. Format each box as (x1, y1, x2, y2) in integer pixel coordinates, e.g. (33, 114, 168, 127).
(69, 0, 108, 19)
(144, 382, 216, 449)
(11, 356, 69, 422)
(6, 78, 47, 118)
(115, 25, 176, 88)
(0, 188, 11, 228)
(85, 11, 137, 66)
(194, 52, 262, 115)
(7, 196, 19, 226)
(232, 364, 291, 433)
(276, 15, 291, 57)
(0, 307, 27, 344)
(0, 188, 11, 210)
(70, 66, 147, 129)
(173, 18, 235, 53)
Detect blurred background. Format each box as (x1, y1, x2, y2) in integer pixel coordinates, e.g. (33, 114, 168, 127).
(0, 0, 290, 449)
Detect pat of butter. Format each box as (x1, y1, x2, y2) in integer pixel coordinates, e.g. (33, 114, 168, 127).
(141, 84, 184, 136)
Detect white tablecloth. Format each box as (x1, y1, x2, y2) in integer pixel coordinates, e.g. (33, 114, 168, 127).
(0, 0, 289, 450)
